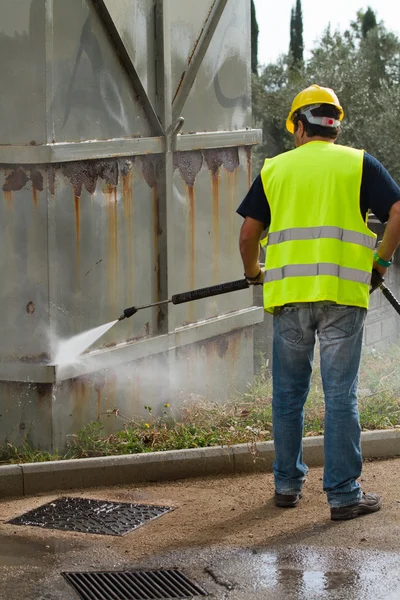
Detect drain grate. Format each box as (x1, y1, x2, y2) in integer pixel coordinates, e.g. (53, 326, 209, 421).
(63, 569, 208, 599)
(8, 497, 173, 536)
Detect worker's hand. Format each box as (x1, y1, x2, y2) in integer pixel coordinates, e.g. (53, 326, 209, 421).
(246, 268, 264, 286)
(372, 259, 387, 278)
(370, 268, 384, 293)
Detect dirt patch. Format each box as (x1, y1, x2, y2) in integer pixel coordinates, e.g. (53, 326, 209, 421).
(1, 459, 400, 562)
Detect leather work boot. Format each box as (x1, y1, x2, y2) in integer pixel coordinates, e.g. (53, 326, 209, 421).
(330, 492, 381, 521)
(275, 492, 302, 508)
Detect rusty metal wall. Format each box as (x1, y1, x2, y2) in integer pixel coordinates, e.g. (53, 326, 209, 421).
(47, 157, 165, 345)
(0, 0, 264, 451)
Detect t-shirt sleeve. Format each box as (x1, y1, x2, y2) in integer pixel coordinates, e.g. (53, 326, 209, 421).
(361, 153, 400, 223)
(236, 174, 271, 229)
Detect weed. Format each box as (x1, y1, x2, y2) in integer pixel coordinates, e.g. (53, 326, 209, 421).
(2, 345, 400, 463)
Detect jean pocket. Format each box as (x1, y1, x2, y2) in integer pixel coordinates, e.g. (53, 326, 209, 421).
(277, 306, 303, 344)
(322, 305, 358, 340)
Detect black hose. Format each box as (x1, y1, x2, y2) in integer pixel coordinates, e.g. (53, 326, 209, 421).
(381, 285, 400, 315)
(171, 278, 249, 305)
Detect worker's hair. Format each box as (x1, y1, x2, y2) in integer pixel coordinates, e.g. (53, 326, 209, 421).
(293, 103, 341, 139)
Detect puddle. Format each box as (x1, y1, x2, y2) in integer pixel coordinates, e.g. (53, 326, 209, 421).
(133, 545, 400, 600)
(229, 546, 400, 599)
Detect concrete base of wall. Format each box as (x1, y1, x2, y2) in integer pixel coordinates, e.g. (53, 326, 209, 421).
(1, 430, 400, 499)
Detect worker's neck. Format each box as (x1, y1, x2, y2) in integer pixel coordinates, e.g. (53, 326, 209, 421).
(300, 136, 336, 146)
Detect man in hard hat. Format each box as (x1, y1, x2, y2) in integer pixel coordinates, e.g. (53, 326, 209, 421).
(237, 84, 400, 520)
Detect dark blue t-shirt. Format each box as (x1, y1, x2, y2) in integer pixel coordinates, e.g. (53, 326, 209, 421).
(237, 152, 400, 228)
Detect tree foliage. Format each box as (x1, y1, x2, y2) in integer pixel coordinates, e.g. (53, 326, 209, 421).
(251, 0, 259, 74)
(252, 12, 400, 181)
(362, 7, 377, 38)
(289, 0, 304, 72)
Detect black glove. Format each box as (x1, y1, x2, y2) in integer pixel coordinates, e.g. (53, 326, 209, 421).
(370, 268, 384, 294)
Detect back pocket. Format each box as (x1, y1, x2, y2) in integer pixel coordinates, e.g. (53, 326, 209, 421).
(277, 306, 303, 344)
(322, 305, 358, 340)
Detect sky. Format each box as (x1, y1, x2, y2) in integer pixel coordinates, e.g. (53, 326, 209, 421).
(253, 0, 400, 66)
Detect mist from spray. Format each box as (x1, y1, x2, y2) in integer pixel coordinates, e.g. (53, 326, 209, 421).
(51, 320, 118, 368)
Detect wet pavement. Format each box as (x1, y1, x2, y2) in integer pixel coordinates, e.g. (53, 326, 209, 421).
(1, 459, 400, 599)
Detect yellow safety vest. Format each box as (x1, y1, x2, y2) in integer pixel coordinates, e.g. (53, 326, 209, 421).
(260, 141, 376, 313)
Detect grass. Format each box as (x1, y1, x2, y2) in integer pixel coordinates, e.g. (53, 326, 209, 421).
(2, 345, 400, 464)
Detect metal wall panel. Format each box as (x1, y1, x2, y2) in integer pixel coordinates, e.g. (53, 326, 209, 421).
(0, 381, 52, 449)
(171, 0, 251, 132)
(51, 328, 252, 449)
(0, 0, 263, 452)
(0, 0, 46, 144)
(47, 157, 165, 348)
(48, 0, 153, 142)
(101, 0, 157, 106)
(0, 168, 50, 360)
(52, 353, 170, 450)
(169, 147, 253, 329)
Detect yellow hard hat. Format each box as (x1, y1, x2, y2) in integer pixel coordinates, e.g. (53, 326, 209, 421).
(286, 84, 344, 133)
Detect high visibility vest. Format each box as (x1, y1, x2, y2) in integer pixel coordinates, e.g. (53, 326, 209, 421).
(260, 141, 376, 313)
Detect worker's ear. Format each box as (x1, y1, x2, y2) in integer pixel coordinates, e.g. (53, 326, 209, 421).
(295, 119, 304, 136)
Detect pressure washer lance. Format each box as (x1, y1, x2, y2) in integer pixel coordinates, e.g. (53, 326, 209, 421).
(370, 268, 400, 315)
(118, 278, 260, 320)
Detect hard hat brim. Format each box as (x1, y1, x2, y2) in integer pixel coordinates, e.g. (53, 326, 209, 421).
(286, 116, 295, 134)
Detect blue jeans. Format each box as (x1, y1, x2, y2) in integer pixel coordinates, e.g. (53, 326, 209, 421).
(272, 302, 367, 507)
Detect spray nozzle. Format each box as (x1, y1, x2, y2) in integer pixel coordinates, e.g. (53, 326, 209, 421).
(119, 306, 138, 320)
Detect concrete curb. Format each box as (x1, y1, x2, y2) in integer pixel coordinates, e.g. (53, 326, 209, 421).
(1, 430, 400, 499)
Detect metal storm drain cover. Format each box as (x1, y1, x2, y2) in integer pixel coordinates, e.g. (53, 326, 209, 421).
(63, 569, 208, 599)
(8, 497, 173, 536)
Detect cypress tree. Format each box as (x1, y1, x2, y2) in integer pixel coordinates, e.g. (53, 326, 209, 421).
(362, 7, 377, 38)
(289, 0, 304, 70)
(251, 0, 259, 74)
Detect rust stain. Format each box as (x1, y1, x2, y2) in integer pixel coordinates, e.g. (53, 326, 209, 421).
(104, 373, 118, 413)
(141, 155, 158, 189)
(48, 166, 56, 197)
(173, 151, 203, 187)
(32, 187, 38, 209)
(30, 169, 43, 209)
(122, 169, 134, 301)
(226, 168, 238, 256)
(26, 301, 35, 314)
(3, 168, 29, 192)
(211, 172, 220, 283)
(106, 185, 119, 309)
(30, 169, 43, 191)
(63, 159, 119, 197)
(94, 372, 105, 417)
(74, 193, 81, 274)
(3, 190, 12, 209)
(172, 70, 186, 104)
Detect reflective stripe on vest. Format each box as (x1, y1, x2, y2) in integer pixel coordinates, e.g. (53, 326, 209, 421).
(267, 226, 376, 250)
(264, 263, 371, 285)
